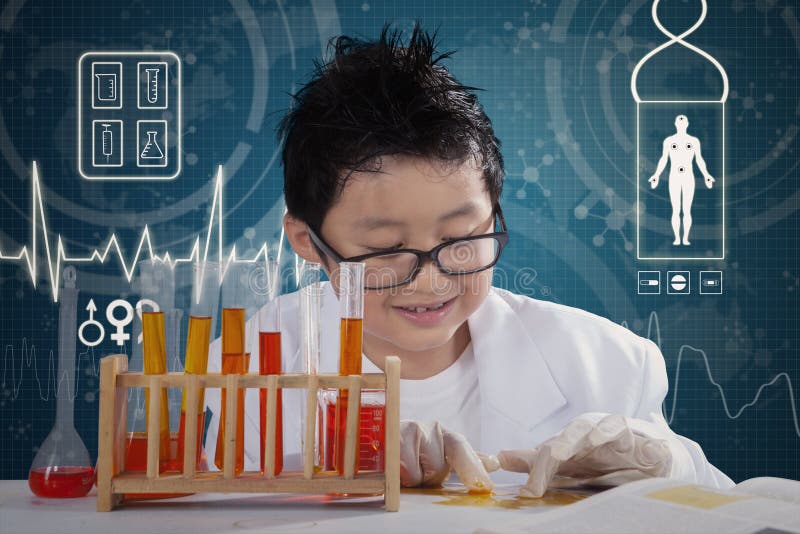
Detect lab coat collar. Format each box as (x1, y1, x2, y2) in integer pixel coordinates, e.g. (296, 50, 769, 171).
(467, 288, 567, 438)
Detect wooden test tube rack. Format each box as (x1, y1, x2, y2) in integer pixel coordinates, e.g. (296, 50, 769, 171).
(96, 354, 401, 512)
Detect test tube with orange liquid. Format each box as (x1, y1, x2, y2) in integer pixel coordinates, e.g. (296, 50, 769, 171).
(141, 311, 170, 471)
(177, 262, 219, 470)
(214, 306, 248, 475)
(215, 261, 262, 475)
(334, 262, 365, 475)
(257, 258, 283, 476)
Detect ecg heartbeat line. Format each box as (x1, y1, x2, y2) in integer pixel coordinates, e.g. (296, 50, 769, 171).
(639, 310, 800, 438)
(0, 161, 288, 302)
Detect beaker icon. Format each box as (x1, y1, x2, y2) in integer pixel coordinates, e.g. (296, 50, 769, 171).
(140, 131, 164, 160)
(28, 267, 95, 498)
(94, 73, 117, 101)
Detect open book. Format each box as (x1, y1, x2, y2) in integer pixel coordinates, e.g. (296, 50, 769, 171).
(476, 477, 800, 534)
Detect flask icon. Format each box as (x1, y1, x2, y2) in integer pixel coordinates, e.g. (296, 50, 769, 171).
(137, 120, 168, 167)
(141, 131, 164, 159)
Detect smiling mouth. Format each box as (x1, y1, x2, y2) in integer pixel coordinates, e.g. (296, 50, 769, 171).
(393, 297, 455, 313)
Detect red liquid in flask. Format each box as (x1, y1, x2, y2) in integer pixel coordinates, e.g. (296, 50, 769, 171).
(28, 269, 95, 498)
(28, 466, 95, 498)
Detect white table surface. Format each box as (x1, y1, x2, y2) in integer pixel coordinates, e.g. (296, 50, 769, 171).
(0, 480, 594, 534)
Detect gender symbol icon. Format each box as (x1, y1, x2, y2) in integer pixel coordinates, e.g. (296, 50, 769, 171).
(648, 114, 715, 246)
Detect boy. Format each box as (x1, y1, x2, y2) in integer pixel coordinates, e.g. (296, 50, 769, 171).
(204, 22, 734, 496)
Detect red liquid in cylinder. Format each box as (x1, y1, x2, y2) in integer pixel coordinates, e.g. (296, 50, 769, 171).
(323, 399, 385, 472)
(28, 466, 95, 498)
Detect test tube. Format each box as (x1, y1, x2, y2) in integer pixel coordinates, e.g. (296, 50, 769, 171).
(217, 351, 250, 475)
(299, 262, 322, 375)
(298, 262, 322, 471)
(177, 262, 220, 471)
(257, 258, 282, 476)
(141, 311, 170, 471)
(335, 262, 365, 475)
(215, 262, 255, 475)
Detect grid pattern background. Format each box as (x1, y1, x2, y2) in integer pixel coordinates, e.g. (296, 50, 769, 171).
(0, 0, 798, 483)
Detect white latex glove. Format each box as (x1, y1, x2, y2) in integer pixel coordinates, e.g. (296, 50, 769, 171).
(498, 414, 673, 498)
(400, 420, 499, 493)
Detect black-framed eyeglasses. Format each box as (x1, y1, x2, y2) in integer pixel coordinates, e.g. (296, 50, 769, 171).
(307, 206, 509, 290)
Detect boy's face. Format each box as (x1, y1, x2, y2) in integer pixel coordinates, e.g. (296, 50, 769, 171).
(318, 154, 495, 353)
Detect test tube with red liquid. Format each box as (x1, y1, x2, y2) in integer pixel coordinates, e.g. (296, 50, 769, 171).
(257, 257, 282, 476)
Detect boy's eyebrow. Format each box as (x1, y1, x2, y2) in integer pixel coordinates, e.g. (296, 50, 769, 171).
(437, 202, 479, 221)
(356, 202, 479, 231)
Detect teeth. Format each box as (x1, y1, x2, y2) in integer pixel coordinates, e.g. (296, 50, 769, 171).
(402, 302, 446, 313)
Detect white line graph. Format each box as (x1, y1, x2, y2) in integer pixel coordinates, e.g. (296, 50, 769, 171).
(1, 338, 99, 403)
(0, 162, 287, 302)
(641, 310, 800, 437)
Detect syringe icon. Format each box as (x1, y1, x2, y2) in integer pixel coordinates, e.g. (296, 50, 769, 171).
(145, 68, 159, 104)
(101, 123, 113, 163)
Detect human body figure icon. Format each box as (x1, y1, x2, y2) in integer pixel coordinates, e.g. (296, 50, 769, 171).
(649, 115, 715, 246)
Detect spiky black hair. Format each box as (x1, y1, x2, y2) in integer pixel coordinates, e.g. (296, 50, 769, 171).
(276, 20, 505, 231)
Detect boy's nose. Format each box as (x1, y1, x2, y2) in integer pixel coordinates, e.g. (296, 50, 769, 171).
(407, 257, 452, 295)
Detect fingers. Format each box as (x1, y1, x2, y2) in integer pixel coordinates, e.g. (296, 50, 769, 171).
(497, 449, 537, 473)
(399, 420, 425, 487)
(442, 427, 494, 493)
(399, 420, 449, 487)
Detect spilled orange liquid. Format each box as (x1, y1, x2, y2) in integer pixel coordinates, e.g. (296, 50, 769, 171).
(403, 484, 590, 509)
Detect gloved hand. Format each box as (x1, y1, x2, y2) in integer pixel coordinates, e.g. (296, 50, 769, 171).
(400, 420, 499, 493)
(497, 414, 673, 498)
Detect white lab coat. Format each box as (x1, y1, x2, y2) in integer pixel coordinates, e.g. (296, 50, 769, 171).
(203, 282, 735, 489)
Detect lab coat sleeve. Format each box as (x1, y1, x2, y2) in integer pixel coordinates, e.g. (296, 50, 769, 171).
(627, 338, 735, 489)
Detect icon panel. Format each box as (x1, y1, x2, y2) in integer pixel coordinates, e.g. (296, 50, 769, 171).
(78, 51, 181, 180)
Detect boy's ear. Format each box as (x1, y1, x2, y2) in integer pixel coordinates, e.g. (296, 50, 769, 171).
(283, 213, 324, 265)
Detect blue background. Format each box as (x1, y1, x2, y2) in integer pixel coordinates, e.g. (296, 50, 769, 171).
(0, 0, 798, 483)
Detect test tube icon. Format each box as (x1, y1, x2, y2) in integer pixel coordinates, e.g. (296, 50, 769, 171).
(145, 68, 159, 104)
(137, 62, 168, 109)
